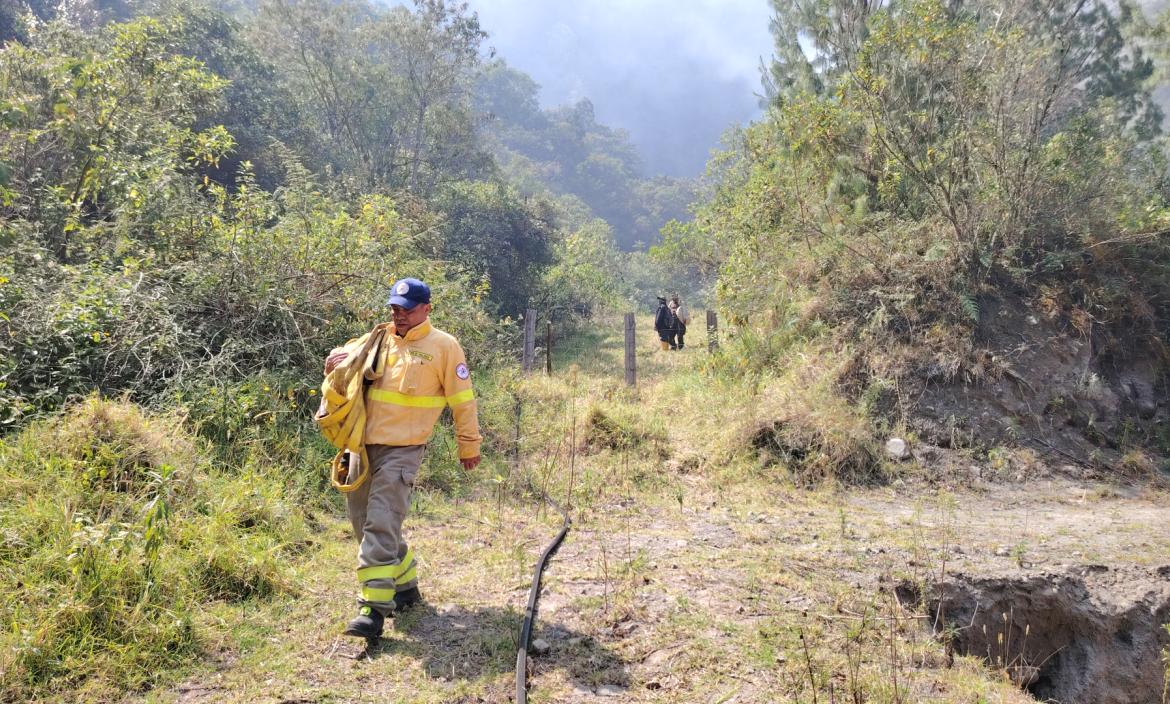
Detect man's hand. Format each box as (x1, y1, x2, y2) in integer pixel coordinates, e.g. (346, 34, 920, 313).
(460, 455, 481, 471)
(324, 351, 349, 374)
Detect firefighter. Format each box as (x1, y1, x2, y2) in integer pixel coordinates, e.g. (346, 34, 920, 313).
(323, 278, 482, 639)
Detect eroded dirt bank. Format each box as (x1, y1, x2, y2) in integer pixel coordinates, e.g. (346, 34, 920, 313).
(919, 566, 1170, 704)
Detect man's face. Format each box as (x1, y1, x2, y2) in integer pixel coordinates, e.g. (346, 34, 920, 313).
(391, 302, 431, 333)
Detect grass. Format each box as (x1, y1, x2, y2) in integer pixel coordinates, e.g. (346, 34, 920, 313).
(6, 314, 1170, 702)
(447, 314, 1035, 701)
(0, 397, 316, 702)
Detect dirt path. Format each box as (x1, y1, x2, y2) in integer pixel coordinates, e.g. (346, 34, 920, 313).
(140, 472, 1168, 704)
(138, 318, 1170, 703)
(523, 475, 1170, 702)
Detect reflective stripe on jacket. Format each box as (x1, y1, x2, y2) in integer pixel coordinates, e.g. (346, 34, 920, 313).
(336, 319, 482, 459)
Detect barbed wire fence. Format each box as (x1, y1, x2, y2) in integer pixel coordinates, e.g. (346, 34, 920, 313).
(517, 306, 720, 383)
(499, 303, 724, 529)
(507, 304, 723, 699)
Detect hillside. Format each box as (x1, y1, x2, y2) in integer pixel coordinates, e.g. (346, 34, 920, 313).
(474, 60, 699, 251)
(7, 1, 1170, 702)
(659, 0, 1170, 484)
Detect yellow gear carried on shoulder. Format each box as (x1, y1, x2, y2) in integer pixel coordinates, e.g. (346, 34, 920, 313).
(314, 323, 391, 493)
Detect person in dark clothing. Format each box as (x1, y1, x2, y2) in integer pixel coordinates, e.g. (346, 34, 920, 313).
(669, 295, 689, 350)
(654, 296, 678, 350)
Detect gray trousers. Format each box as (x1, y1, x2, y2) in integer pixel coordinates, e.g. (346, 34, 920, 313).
(346, 444, 423, 615)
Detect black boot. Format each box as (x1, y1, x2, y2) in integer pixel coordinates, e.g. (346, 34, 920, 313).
(394, 586, 422, 613)
(343, 605, 384, 639)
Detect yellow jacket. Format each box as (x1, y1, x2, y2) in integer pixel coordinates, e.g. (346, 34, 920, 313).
(334, 319, 482, 459)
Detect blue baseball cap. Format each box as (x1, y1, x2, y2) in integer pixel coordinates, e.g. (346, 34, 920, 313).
(387, 278, 431, 309)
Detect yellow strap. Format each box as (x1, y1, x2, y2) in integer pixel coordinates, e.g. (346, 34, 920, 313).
(368, 388, 447, 408)
(363, 340, 389, 381)
(318, 323, 399, 494)
(362, 586, 396, 602)
(331, 446, 370, 493)
(337, 401, 364, 447)
(323, 386, 348, 407)
(316, 394, 355, 431)
(446, 389, 475, 406)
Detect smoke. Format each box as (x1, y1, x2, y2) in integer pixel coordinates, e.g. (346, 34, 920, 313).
(466, 0, 774, 177)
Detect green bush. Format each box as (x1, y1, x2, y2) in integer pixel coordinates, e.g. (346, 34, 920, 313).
(0, 398, 312, 701)
(0, 17, 522, 426)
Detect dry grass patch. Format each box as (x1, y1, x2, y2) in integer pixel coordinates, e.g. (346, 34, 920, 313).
(750, 347, 883, 486)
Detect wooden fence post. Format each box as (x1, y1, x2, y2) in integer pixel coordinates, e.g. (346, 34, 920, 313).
(512, 393, 522, 472)
(624, 312, 636, 387)
(522, 308, 536, 374)
(707, 309, 719, 353)
(545, 322, 553, 375)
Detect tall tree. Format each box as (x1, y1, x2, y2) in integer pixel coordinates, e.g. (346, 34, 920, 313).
(254, 0, 489, 193)
(0, 16, 232, 263)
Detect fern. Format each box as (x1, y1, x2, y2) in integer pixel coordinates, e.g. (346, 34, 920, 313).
(961, 295, 980, 324)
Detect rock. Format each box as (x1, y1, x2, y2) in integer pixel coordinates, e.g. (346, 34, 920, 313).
(612, 621, 638, 637)
(995, 545, 1011, 557)
(596, 685, 625, 697)
(886, 438, 911, 461)
(530, 638, 551, 655)
(644, 648, 673, 667)
(913, 445, 940, 462)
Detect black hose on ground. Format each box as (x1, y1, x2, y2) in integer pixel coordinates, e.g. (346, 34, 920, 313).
(515, 496, 571, 704)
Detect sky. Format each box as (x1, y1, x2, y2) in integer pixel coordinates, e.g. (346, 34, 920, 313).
(465, 0, 776, 177)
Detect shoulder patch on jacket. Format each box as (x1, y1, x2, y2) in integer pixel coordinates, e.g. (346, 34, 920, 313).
(455, 362, 470, 380)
